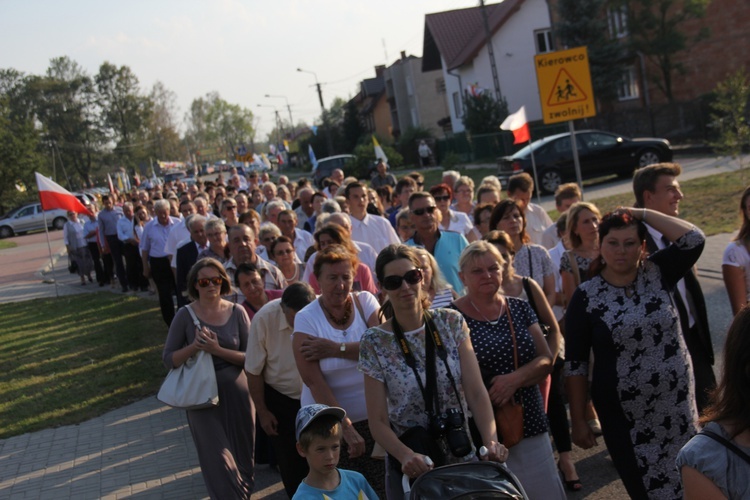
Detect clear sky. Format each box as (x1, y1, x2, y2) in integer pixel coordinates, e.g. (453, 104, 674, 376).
(0, 0, 481, 140)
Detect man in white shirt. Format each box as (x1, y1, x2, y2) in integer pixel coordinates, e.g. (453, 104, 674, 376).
(140, 199, 180, 326)
(346, 182, 399, 253)
(542, 183, 581, 249)
(164, 200, 195, 260)
(507, 172, 553, 246)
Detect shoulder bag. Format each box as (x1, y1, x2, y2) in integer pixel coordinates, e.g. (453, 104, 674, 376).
(522, 277, 550, 338)
(700, 428, 750, 466)
(493, 304, 524, 448)
(157, 305, 219, 410)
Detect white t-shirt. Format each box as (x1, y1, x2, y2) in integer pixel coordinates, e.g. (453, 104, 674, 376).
(524, 203, 553, 246)
(722, 240, 750, 303)
(349, 213, 400, 254)
(293, 291, 379, 423)
(444, 209, 474, 239)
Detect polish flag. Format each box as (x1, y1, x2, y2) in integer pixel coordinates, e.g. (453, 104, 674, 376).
(500, 106, 531, 145)
(34, 172, 90, 215)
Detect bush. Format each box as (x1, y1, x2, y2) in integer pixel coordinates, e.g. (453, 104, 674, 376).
(441, 152, 462, 170)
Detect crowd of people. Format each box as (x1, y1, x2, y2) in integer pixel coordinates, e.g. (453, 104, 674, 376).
(61, 161, 750, 499)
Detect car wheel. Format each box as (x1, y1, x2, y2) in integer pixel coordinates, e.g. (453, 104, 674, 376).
(53, 217, 67, 230)
(539, 169, 563, 195)
(638, 149, 661, 168)
(0, 226, 13, 238)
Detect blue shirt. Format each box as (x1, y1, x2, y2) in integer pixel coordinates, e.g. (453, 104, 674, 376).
(292, 469, 378, 499)
(98, 207, 123, 237)
(407, 229, 468, 294)
(139, 217, 179, 258)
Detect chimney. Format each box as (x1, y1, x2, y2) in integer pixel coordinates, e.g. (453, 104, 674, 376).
(401, 51, 406, 60)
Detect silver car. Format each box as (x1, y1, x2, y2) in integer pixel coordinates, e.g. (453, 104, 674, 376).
(0, 203, 70, 238)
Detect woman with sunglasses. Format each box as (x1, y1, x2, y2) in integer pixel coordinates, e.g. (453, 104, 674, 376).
(360, 244, 506, 498)
(269, 236, 304, 285)
(162, 258, 255, 499)
(449, 241, 566, 500)
(293, 245, 384, 495)
(430, 183, 478, 242)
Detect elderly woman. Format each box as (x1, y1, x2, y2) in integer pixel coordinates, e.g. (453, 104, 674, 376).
(292, 245, 384, 495)
(360, 244, 507, 498)
(431, 183, 477, 242)
(451, 176, 476, 216)
(414, 247, 457, 309)
(560, 202, 601, 305)
(449, 241, 565, 500)
(303, 224, 378, 296)
(565, 208, 704, 499)
(270, 236, 304, 284)
(722, 185, 750, 316)
(256, 222, 281, 263)
(162, 258, 255, 499)
(64, 210, 94, 285)
(677, 304, 750, 499)
(200, 218, 228, 263)
(491, 199, 556, 307)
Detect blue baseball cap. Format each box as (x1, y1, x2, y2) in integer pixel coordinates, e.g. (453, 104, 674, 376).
(295, 404, 346, 441)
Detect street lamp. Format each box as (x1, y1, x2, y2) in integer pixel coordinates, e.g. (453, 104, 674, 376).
(297, 67, 333, 155)
(265, 94, 295, 139)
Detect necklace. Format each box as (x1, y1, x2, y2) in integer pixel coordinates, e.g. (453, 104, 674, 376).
(320, 296, 352, 329)
(470, 298, 504, 325)
(284, 263, 300, 282)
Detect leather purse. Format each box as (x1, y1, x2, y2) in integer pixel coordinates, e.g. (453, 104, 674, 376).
(157, 305, 219, 410)
(494, 305, 524, 448)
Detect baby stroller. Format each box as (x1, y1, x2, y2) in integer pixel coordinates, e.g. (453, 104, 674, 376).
(407, 461, 528, 499)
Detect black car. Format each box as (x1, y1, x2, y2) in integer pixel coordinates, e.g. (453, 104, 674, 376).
(312, 154, 357, 188)
(498, 130, 673, 194)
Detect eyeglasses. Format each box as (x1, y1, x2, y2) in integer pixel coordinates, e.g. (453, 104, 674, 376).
(275, 249, 294, 255)
(411, 206, 437, 216)
(197, 276, 224, 288)
(433, 195, 451, 202)
(382, 269, 423, 291)
(224, 205, 237, 210)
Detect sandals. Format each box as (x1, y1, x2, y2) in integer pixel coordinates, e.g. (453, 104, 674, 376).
(558, 461, 582, 492)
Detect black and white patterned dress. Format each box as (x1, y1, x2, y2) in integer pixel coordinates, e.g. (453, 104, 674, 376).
(565, 228, 704, 499)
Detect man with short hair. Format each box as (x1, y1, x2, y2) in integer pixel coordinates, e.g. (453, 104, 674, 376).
(235, 193, 249, 215)
(507, 172, 553, 246)
(542, 183, 582, 249)
(174, 214, 208, 307)
(117, 202, 147, 292)
(245, 282, 317, 497)
(369, 159, 396, 190)
(442, 170, 461, 191)
(387, 177, 418, 228)
(295, 187, 315, 229)
(98, 194, 129, 292)
(140, 199, 180, 326)
(406, 192, 468, 293)
(633, 162, 716, 412)
(346, 182, 400, 253)
(224, 224, 287, 293)
(164, 200, 196, 260)
(277, 209, 313, 262)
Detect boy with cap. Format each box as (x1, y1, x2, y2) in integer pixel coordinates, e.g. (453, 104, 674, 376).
(293, 404, 378, 499)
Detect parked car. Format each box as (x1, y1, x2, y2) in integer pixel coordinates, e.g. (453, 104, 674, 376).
(312, 154, 357, 188)
(0, 203, 69, 238)
(497, 130, 673, 194)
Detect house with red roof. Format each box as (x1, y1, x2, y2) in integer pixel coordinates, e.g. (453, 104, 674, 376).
(422, 0, 553, 134)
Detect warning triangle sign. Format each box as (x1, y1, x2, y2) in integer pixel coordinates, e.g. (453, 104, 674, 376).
(546, 68, 589, 107)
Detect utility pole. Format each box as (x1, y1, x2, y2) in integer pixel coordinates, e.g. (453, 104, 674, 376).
(298, 68, 334, 156)
(479, 0, 503, 101)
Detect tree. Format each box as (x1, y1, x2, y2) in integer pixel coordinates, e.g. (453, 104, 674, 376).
(556, 0, 627, 103)
(95, 62, 153, 169)
(184, 92, 255, 159)
(709, 69, 750, 172)
(341, 100, 364, 153)
(626, 0, 710, 102)
(462, 91, 507, 135)
(145, 81, 183, 162)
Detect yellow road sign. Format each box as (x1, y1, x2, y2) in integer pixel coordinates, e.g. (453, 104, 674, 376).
(535, 46, 596, 124)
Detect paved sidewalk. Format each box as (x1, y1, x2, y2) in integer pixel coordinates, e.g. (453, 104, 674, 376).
(0, 230, 737, 499)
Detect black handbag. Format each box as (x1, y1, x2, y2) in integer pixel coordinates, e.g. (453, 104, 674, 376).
(68, 256, 78, 274)
(409, 461, 528, 499)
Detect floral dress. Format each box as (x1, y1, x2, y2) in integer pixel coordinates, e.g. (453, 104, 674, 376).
(565, 228, 705, 499)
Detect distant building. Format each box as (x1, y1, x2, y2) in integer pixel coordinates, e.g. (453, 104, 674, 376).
(383, 52, 450, 139)
(422, 0, 552, 134)
(350, 66, 393, 142)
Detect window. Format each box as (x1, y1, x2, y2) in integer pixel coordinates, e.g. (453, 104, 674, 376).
(607, 6, 628, 38)
(617, 66, 639, 101)
(582, 133, 618, 150)
(406, 76, 414, 96)
(535, 29, 554, 54)
(453, 91, 462, 118)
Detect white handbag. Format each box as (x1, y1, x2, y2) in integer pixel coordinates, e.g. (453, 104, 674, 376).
(157, 305, 219, 410)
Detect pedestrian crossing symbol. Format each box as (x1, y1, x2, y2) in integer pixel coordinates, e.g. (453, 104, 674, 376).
(535, 46, 596, 124)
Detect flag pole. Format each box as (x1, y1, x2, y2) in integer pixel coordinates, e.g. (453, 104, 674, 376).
(41, 210, 60, 298)
(528, 135, 542, 205)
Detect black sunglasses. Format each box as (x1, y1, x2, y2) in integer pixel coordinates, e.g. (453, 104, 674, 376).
(433, 195, 451, 202)
(382, 269, 423, 291)
(197, 276, 224, 288)
(411, 206, 437, 216)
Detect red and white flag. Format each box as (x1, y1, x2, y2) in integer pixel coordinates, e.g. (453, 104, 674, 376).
(500, 106, 531, 145)
(34, 172, 90, 215)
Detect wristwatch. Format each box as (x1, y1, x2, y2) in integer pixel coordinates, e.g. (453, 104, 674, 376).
(340, 342, 346, 353)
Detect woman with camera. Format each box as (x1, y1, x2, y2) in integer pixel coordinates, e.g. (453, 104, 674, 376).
(360, 244, 506, 499)
(449, 241, 566, 500)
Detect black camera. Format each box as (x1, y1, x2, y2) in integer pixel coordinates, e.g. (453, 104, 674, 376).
(430, 408, 472, 457)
